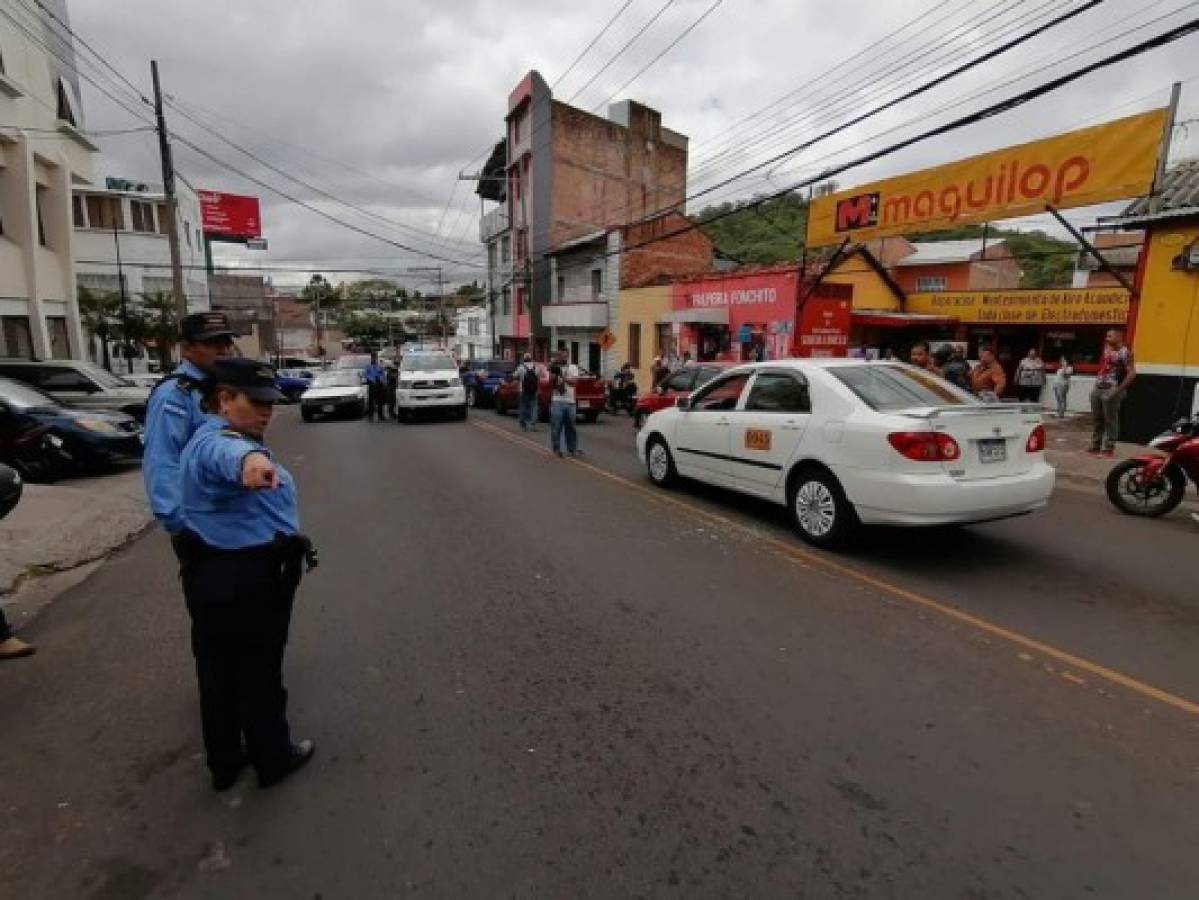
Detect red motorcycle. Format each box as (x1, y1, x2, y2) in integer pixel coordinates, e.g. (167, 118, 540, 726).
(1105, 415, 1199, 517)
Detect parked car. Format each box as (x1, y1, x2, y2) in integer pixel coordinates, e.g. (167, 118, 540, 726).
(121, 372, 166, 390)
(276, 368, 314, 403)
(493, 363, 606, 423)
(637, 360, 1053, 548)
(300, 370, 368, 422)
(0, 462, 21, 520)
(0, 359, 151, 421)
(0, 376, 144, 472)
(336, 353, 374, 371)
(634, 362, 732, 430)
(463, 360, 516, 408)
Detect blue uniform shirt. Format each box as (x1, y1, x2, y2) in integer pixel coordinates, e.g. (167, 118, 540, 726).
(180, 416, 300, 549)
(143, 360, 208, 534)
(363, 362, 385, 385)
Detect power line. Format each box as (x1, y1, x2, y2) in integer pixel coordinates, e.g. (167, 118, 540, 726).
(566, 0, 675, 104)
(553, 0, 638, 90)
(591, 0, 725, 113)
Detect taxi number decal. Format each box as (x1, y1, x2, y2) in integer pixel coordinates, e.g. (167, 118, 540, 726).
(745, 429, 772, 452)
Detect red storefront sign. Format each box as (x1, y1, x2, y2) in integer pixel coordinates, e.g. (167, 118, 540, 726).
(199, 190, 262, 239)
(672, 270, 800, 359)
(795, 297, 852, 358)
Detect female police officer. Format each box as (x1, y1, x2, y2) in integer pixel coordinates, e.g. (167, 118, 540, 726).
(178, 357, 316, 791)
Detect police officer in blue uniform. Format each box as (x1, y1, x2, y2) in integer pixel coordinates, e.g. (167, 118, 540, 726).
(178, 358, 317, 790)
(143, 311, 236, 546)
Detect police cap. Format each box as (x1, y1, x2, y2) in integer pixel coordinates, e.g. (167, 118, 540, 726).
(180, 311, 236, 343)
(208, 358, 286, 402)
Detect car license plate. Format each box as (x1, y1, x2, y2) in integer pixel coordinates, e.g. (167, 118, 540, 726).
(978, 438, 1006, 463)
(579, 400, 592, 408)
(322, 404, 334, 413)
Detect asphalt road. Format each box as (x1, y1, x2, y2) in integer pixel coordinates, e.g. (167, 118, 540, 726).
(3, 405, 1199, 899)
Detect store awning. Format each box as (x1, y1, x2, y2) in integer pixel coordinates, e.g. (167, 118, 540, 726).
(657, 308, 730, 326)
(852, 311, 958, 328)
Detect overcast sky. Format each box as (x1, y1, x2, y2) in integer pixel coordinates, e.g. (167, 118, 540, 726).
(58, 0, 1199, 288)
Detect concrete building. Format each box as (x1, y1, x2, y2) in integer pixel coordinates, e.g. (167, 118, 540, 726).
(478, 71, 689, 361)
(210, 273, 273, 358)
(451, 304, 490, 361)
(1071, 231, 1144, 289)
(864, 237, 1022, 293)
(0, 0, 97, 359)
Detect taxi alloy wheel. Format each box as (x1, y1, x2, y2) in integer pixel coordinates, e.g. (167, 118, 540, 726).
(647, 437, 677, 487)
(789, 470, 854, 548)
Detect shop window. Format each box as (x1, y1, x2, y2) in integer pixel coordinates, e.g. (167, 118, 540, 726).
(655, 323, 673, 356)
(156, 203, 169, 234)
(501, 287, 511, 316)
(745, 373, 810, 413)
(130, 200, 155, 233)
(591, 270, 602, 301)
(1, 316, 33, 358)
(628, 323, 641, 367)
(916, 276, 947, 292)
(35, 185, 47, 247)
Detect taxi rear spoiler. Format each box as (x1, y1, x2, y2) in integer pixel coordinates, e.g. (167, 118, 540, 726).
(900, 403, 1043, 419)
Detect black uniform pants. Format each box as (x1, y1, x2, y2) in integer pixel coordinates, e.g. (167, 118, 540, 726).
(182, 545, 301, 778)
(367, 384, 387, 420)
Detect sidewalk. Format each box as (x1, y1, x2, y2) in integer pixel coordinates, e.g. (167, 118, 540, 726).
(0, 467, 151, 618)
(1041, 412, 1145, 485)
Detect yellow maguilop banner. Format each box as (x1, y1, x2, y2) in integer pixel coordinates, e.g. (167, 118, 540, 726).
(807, 109, 1167, 246)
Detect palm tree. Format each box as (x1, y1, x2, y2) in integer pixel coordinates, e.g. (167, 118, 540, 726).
(138, 291, 180, 369)
(76, 285, 121, 370)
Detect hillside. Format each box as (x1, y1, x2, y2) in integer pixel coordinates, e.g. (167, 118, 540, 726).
(694, 195, 1080, 288)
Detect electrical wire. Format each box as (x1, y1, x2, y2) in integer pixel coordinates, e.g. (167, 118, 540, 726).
(553, 0, 638, 90)
(566, 0, 675, 105)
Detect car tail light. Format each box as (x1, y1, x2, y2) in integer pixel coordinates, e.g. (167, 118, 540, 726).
(1025, 424, 1046, 453)
(887, 431, 961, 462)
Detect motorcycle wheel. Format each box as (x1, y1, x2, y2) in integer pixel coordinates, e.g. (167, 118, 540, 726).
(1104, 459, 1186, 517)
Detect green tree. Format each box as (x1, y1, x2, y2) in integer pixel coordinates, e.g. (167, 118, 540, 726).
(906, 225, 1078, 289)
(138, 291, 180, 368)
(344, 278, 402, 310)
(695, 192, 810, 264)
(302, 273, 339, 307)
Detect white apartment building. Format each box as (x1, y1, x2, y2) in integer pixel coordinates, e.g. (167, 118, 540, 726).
(0, 0, 97, 359)
(451, 305, 491, 362)
(73, 178, 210, 348)
(480, 203, 510, 357)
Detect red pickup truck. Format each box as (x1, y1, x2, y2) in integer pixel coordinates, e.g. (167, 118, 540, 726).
(494, 363, 606, 422)
(633, 362, 733, 429)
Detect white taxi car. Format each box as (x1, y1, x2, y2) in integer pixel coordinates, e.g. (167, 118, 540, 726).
(635, 359, 1054, 548)
(396, 352, 467, 421)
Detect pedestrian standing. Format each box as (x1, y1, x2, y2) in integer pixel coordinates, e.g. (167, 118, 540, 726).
(1014, 348, 1046, 404)
(1052, 355, 1073, 418)
(909, 340, 939, 375)
(384, 364, 399, 421)
(970, 347, 1008, 398)
(363, 353, 386, 421)
(1088, 329, 1136, 456)
(651, 354, 669, 388)
(938, 346, 972, 391)
(513, 352, 540, 431)
(144, 311, 236, 554)
(547, 348, 579, 458)
(178, 358, 317, 791)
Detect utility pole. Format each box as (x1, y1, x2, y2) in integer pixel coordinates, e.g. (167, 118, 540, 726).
(151, 61, 187, 319)
(1150, 81, 1183, 215)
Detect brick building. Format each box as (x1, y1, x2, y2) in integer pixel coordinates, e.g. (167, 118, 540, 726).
(478, 70, 689, 361)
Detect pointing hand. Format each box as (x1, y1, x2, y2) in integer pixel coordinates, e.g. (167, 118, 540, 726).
(242, 452, 278, 489)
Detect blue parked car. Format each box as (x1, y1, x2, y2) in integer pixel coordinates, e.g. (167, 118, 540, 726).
(276, 368, 314, 403)
(0, 376, 143, 472)
(462, 360, 515, 408)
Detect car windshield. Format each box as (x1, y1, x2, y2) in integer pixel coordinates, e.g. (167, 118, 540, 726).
(401, 355, 455, 372)
(831, 364, 977, 411)
(311, 371, 362, 388)
(0, 376, 61, 409)
(77, 362, 133, 389)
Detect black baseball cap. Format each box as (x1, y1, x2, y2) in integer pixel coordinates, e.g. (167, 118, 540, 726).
(208, 358, 286, 403)
(180, 311, 236, 343)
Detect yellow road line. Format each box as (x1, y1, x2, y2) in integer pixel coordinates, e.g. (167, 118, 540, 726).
(470, 417, 1199, 719)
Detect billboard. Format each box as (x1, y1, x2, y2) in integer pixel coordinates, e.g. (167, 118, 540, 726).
(795, 297, 852, 357)
(904, 287, 1131, 325)
(806, 109, 1167, 246)
(199, 190, 262, 240)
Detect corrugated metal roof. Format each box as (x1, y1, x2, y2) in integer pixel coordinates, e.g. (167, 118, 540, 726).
(1118, 158, 1199, 221)
(896, 239, 1005, 266)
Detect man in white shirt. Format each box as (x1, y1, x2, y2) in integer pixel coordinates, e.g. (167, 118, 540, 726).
(547, 348, 580, 457)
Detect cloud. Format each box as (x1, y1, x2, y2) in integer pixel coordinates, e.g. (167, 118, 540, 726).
(66, 0, 1199, 285)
